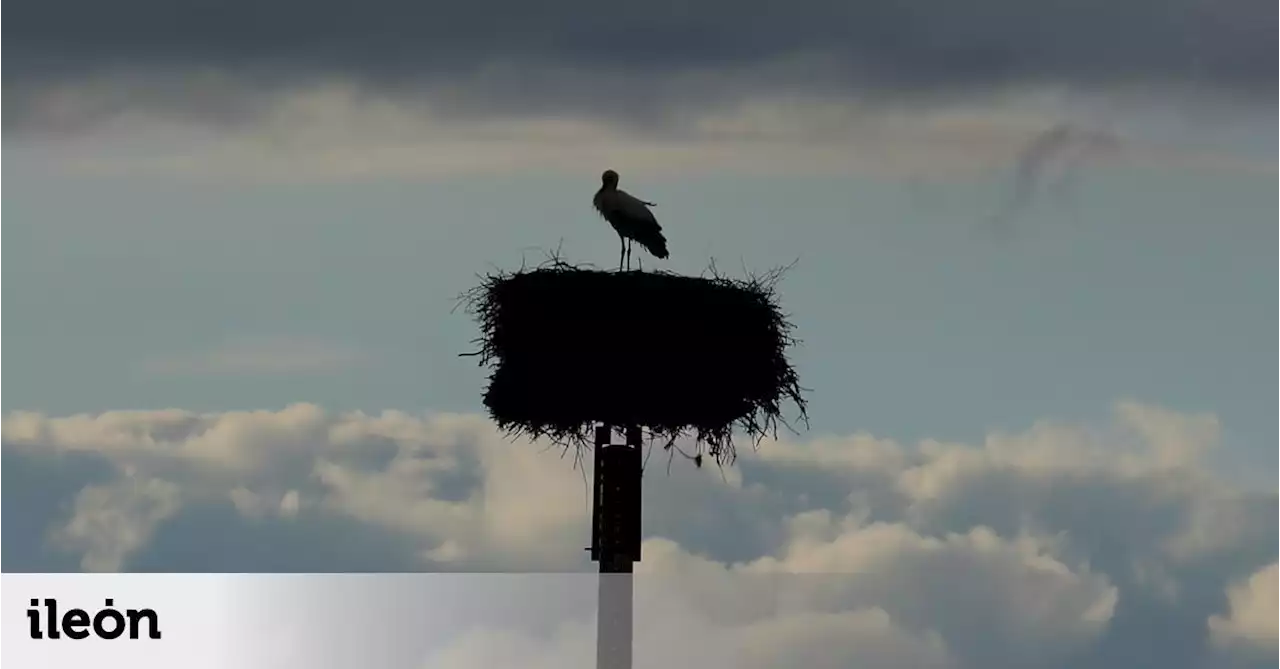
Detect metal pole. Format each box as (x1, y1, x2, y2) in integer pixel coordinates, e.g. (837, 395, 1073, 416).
(593, 424, 642, 669)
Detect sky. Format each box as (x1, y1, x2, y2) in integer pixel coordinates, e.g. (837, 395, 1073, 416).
(2, 0, 1277, 667)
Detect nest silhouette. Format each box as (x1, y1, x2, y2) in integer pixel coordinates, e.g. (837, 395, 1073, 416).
(461, 258, 807, 465)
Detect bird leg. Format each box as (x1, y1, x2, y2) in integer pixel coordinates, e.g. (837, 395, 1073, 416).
(618, 236, 626, 271)
(625, 241, 633, 271)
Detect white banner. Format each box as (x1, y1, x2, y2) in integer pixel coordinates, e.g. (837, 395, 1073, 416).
(3, 573, 787, 669)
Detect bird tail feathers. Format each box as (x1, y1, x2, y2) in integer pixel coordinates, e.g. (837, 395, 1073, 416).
(635, 229, 669, 259)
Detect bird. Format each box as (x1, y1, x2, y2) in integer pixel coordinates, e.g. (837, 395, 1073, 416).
(592, 169, 669, 271)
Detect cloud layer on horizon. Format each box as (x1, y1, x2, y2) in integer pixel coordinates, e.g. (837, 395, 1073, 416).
(2, 400, 1275, 668)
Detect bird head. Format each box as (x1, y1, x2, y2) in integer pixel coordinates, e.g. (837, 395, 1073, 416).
(600, 169, 620, 189)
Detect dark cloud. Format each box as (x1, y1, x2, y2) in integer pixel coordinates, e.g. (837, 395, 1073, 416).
(3, 0, 1275, 132)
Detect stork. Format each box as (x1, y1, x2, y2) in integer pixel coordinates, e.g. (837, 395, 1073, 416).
(592, 169, 669, 271)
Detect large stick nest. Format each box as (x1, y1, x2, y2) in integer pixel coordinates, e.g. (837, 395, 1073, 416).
(460, 257, 808, 465)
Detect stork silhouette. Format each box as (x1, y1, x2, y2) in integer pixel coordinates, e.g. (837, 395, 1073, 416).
(593, 169, 669, 271)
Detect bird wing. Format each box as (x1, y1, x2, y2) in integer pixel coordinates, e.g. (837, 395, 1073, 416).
(614, 190, 661, 229)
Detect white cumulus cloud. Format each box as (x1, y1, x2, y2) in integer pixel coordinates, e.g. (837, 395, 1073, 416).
(2, 400, 1274, 668)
